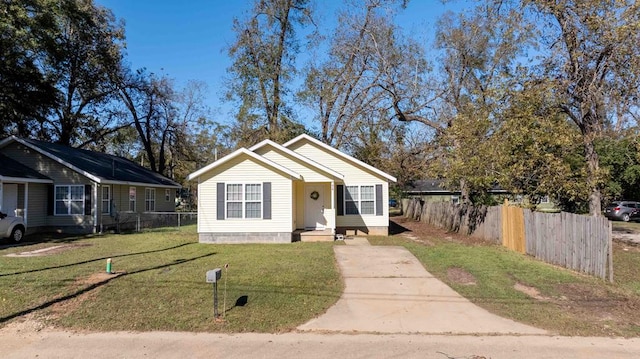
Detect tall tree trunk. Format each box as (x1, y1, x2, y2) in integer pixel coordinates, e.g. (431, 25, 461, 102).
(584, 138, 602, 216)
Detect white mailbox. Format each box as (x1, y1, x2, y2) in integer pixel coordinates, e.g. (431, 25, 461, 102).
(206, 268, 222, 283)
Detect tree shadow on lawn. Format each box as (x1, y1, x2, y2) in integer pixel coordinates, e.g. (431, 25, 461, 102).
(0, 252, 216, 324)
(0, 242, 195, 277)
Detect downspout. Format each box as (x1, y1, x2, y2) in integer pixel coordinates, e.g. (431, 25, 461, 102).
(0, 179, 3, 213)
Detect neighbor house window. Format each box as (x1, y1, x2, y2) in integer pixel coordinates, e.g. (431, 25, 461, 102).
(539, 195, 550, 204)
(165, 189, 171, 202)
(128, 187, 136, 212)
(451, 195, 460, 205)
(226, 183, 262, 219)
(101, 186, 110, 214)
(55, 185, 84, 215)
(345, 185, 375, 215)
(145, 188, 156, 212)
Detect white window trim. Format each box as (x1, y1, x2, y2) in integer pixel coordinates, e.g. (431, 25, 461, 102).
(225, 182, 262, 220)
(128, 187, 136, 212)
(54, 184, 85, 216)
(344, 184, 376, 216)
(145, 188, 156, 212)
(101, 185, 111, 214)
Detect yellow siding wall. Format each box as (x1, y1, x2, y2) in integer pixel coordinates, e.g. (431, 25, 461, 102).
(288, 140, 389, 228)
(197, 155, 294, 233)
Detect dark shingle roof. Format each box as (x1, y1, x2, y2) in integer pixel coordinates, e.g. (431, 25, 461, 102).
(405, 179, 454, 193)
(0, 153, 52, 181)
(404, 178, 507, 194)
(20, 138, 180, 187)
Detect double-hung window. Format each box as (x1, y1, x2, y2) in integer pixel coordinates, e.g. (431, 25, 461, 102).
(226, 183, 262, 219)
(55, 185, 84, 215)
(145, 188, 156, 212)
(345, 185, 375, 215)
(101, 186, 111, 214)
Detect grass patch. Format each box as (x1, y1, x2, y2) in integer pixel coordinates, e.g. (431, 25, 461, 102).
(370, 229, 640, 337)
(0, 226, 342, 333)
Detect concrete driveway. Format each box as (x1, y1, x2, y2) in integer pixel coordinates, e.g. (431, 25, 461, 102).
(298, 238, 546, 334)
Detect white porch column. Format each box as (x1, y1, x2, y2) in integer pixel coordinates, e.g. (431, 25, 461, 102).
(23, 182, 28, 227)
(93, 183, 98, 234)
(330, 181, 335, 234)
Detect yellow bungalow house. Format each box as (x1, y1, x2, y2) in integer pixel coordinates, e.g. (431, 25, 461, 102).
(186, 134, 397, 243)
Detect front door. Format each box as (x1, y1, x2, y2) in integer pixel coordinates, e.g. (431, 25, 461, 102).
(304, 184, 325, 229)
(1, 184, 18, 217)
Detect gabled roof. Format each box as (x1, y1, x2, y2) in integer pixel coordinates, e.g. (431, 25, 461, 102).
(282, 134, 397, 182)
(0, 154, 53, 183)
(186, 148, 302, 181)
(249, 139, 345, 180)
(0, 136, 180, 188)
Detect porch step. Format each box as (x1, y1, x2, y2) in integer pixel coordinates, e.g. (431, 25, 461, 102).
(294, 229, 334, 242)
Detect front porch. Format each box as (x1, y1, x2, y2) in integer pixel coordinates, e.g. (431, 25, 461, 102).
(293, 228, 335, 242)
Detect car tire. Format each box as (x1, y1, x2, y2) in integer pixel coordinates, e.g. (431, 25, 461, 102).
(10, 226, 24, 243)
(623, 213, 630, 222)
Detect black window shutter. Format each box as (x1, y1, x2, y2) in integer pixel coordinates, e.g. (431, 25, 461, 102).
(263, 182, 271, 219)
(375, 184, 383, 216)
(217, 183, 225, 220)
(84, 184, 92, 215)
(47, 185, 54, 215)
(337, 185, 344, 216)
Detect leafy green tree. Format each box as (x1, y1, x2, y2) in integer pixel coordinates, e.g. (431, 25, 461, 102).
(493, 81, 588, 208)
(0, 0, 125, 146)
(1, 0, 60, 137)
(430, 3, 529, 203)
(523, 0, 640, 215)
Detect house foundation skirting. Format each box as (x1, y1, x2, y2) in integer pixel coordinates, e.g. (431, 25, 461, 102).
(336, 226, 388, 236)
(199, 232, 292, 244)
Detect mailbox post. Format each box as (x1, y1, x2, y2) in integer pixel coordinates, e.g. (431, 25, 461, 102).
(206, 269, 222, 318)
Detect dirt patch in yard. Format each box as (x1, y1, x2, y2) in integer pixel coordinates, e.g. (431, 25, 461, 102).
(447, 267, 477, 285)
(47, 272, 125, 321)
(5, 243, 92, 257)
(514, 282, 549, 301)
(390, 216, 490, 246)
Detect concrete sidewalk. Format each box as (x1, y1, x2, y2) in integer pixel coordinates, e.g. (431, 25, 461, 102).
(298, 240, 546, 334)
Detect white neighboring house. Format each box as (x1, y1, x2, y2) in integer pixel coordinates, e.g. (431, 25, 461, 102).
(187, 134, 397, 243)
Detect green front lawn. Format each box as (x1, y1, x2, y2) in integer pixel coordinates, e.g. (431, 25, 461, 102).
(0, 226, 342, 333)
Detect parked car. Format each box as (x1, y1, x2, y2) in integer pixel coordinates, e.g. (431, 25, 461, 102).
(0, 212, 25, 242)
(604, 201, 640, 222)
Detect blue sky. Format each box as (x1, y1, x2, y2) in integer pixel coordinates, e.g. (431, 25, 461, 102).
(97, 0, 470, 123)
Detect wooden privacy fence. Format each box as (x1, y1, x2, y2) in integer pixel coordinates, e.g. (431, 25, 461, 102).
(523, 210, 612, 281)
(403, 199, 613, 280)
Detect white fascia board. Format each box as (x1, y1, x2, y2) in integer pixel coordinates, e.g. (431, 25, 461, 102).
(9, 137, 102, 183)
(249, 139, 344, 180)
(283, 134, 397, 183)
(187, 148, 302, 181)
(0, 175, 53, 184)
